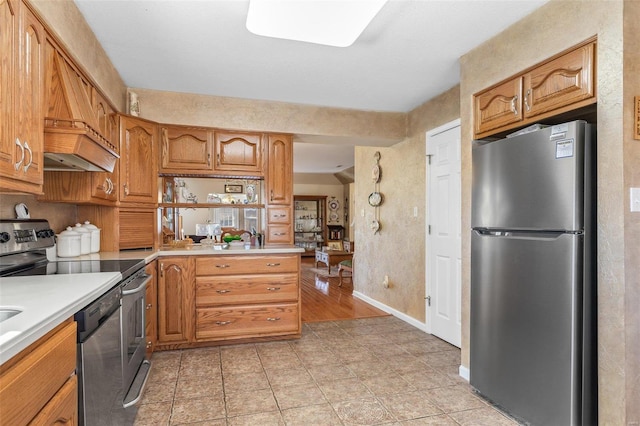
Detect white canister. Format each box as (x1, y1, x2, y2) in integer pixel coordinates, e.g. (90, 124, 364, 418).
(81, 221, 101, 253)
(57, 227, 81, 257)
(74, 223, 91, 255)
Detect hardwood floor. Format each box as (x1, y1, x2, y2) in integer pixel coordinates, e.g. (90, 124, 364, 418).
(300, 256, 389, 323)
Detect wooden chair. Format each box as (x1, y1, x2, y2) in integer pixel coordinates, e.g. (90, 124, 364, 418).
(338, 259, 352, 287)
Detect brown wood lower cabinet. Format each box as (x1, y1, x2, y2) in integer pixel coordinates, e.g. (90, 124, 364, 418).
(155, 253, 301, 350)
(145, 260, 158, 358)
(0, 319, 77, 425)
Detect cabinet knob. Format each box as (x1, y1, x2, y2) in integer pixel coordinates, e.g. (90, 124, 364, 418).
(146, 303, 152, 310)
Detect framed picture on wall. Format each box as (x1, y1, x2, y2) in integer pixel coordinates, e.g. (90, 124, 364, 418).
(224, 184, 243, 194)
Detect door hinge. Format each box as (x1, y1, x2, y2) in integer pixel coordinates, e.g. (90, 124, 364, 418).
(428, 225, 431, 234)
(425, 295, 431, 306)
(426, 154, 432, 165)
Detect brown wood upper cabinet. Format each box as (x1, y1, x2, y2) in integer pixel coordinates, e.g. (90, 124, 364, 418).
(119, 115, 157, 206)
(214, 131, 263, 175)
(474, 38, 596, 138)
(0, 0, 44, 194)
(159, 125, 214, 174)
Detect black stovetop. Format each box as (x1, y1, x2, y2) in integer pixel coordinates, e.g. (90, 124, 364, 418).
(7, 258, 145, 279)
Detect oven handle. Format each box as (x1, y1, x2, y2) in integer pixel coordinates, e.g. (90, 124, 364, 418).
(122, 274, 151, 296)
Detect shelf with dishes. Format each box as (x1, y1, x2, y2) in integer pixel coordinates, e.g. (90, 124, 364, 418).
(293, 195, 326, 256)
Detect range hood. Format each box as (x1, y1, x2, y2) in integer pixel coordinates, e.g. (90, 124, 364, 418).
(43, 49, 119, 172)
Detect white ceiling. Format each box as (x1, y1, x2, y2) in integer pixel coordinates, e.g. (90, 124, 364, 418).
(74, 0, 548, 173)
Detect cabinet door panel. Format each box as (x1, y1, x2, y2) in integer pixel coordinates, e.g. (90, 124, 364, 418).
(145, 261, 157, 358)
(157, 257, 195, 343)
(196, 273, 298, 306)
(474, 77, 523, 136)
(160, 126, 213, 173)
(119, 209, 155, 249)
(214, 131, 262, 174)
(119, 115, 157, 205)
(266, 134, 292, 205)
(523, 42, 595, 118)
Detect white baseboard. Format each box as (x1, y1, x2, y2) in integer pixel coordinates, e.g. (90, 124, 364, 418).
(352, 290, 470, 383)
(459, 365, 470, 382)
(352, 291, 428, 332)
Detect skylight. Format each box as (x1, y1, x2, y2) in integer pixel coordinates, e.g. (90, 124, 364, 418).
(246, 0, 388, 47)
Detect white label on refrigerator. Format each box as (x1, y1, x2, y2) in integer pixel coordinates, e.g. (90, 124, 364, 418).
(556, 139, 574, 158)
(550, 123, 569, 139)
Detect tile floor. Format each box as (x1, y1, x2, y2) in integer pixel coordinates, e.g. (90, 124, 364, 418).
(135, 316, 521, 425)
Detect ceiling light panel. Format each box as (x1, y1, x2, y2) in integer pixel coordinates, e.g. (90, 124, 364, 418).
(246, 0, 388, 47)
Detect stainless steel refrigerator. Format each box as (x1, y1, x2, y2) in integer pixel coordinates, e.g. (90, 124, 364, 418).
(470, 120, 597, 426)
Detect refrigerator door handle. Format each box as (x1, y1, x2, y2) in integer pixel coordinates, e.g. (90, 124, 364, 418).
(473, 229, 570, 240)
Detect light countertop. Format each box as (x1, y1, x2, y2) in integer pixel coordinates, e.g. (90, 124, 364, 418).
(0, 272, 121, 365)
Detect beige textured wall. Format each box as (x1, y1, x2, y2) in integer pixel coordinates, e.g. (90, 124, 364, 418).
(353, 86, 460, 322)
(0, 194, 76, 232)
(460, 1, 629, 423)
(623, 1, 640, 423)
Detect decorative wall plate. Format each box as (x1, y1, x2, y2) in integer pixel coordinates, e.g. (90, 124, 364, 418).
(370, 219, 380, 233)
(372, 164, 381, 183)
(329, 212, 339, 222)
(368, 192, 383, 207)
(328, 199, 340, 211)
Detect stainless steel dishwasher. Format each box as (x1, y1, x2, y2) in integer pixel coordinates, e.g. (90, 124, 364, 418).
(75, 285, 136, 425)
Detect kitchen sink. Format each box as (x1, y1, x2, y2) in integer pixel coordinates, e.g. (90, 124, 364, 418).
(0, 308, 22, 323)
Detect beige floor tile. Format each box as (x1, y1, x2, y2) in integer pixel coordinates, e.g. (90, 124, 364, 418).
(255, 341, 294, 357)
(379, 353, 433, 375)
(220, 345, 258, 361)
(332, 397, 395, 425)
(400, 414, 460, 425)
(431, 364, 468, 385)
(334, 348, 382, 364)
(180, 361, 222, 378)
(173, 420, 227, 426)
(281, 403, 343, 426)
(361, 373, 415, 396)
(296, 349, 339, 366)
(318, 377, 375, 403)
(227, 411, 285, 426)
(148, 363, 180, 385)
(175, 374, 224, 400)
(422, 350, 461, 367)
(171, 396, 226, 424)
(134, 401, 172, 426)
(307, 363, 356, 383)
(400, 370, 457, 390)
(272, 383, 327, 410)
(378, 391, 443, 420)
(221, 358, 264, 375)
(368, 343, 410, 358)
(222, 370, 270, 394)
(265, 366, 315, 388)
(424, 385, 486, 413)
(448, 406, 522, 425)
(225, 388, 279, 417)
(258, 353, 304, 370)
(346, 359, 395, 378)
(138, 379, 176, 404)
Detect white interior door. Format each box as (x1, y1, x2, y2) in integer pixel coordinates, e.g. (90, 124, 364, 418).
(426, 119, 461, 347)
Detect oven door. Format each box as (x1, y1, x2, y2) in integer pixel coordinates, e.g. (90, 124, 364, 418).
(120, 271, 151, 404)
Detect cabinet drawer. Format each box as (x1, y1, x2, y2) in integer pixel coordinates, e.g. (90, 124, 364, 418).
(267, 207, 291, 224)
(196, 273, 298, 306)
(266, 225, 292, 244)
(0, 320, 76, 425)
(196, 254, 298, 275)
(196, 303, 299, 340)
(29, 375, 78, 426)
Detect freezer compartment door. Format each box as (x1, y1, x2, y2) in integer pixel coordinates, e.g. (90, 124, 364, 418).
(470, 230, 583, 426)
(471, 121, 591, 231)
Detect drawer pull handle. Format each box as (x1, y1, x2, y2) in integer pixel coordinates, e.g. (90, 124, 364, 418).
(275, 232, 285, 236)
(216, 289, 231, 294)
(266, 263, 281, 267)
(266, 287, 281, 291)
(266, 317, 281, 321)
(146, 303, 152, 310)
(215, 320, 232, 326)
(146, 341, 152, 348)
(215, 264, 230, 268)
